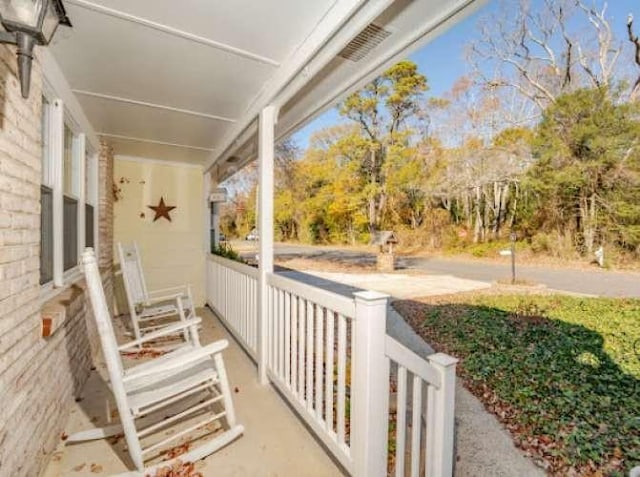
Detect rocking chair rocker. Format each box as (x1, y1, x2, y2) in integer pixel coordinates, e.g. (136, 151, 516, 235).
(69, 248, 244, 476)
(117, 242, 195, 345)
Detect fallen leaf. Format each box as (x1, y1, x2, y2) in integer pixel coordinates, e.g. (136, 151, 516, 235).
(90, 463, 103, 473)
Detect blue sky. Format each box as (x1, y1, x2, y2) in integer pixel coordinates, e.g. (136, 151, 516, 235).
(291, 0, 640, 149)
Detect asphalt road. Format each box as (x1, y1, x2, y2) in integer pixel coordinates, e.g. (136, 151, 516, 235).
(260, 242, 640, 298)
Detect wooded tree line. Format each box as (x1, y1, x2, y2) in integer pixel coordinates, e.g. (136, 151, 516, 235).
(222, 0, 640, 260)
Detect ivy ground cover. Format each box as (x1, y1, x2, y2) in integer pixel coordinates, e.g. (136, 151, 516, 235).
(394, 294, 640, 476)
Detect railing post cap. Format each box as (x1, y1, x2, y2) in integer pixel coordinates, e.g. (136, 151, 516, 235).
(353, 290, 389, 304)
(428, 352, 459, 368)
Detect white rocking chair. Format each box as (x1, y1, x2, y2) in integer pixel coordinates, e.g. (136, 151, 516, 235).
(117, 242, 195, 345)
(71, 248, 244, 476)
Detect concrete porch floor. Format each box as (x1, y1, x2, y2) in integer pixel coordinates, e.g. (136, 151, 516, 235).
(42, 307, 343, 477)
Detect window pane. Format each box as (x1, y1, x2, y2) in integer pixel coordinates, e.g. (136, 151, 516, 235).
(40, 186, 53, 284)
(63, 196, 78, 270)
(63, 125, 75, 196)
(85, 203, 94, 249)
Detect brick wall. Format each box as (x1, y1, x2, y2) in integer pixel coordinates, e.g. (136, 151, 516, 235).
(0, 45, 114, 477)
(98, 140, 113, 270)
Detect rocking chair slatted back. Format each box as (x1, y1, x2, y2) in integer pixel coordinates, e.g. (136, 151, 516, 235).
(118, 242, 149, 306)
(82, 248, 125, 378)
(117, 241, 195, 346)
(81, 248, 146, 466)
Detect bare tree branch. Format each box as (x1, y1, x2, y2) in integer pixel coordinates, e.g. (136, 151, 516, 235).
(627, 13, 640, 100)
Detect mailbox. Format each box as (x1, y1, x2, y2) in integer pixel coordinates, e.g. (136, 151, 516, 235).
(371, 230, 399, 254)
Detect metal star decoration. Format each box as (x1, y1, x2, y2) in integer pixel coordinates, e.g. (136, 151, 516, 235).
(147, 196, 176, 222)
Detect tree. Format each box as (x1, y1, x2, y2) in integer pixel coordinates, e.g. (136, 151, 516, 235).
(339, 60, 428, 233)
(529, 87, 640, 254)
(470, 0, 623, 114)
(425, 77, 533, 242)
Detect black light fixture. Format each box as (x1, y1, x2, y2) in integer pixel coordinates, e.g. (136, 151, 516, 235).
(0, 0, 71, 98)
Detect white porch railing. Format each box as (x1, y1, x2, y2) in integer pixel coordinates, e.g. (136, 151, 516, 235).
(206, 255, 457, 477)
(265, 272, 357, 472)
(206, 255, 258, 359)
(386, 337, 457, 477)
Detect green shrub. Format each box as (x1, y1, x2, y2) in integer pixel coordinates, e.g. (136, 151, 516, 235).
(211, 243, 244, 263)
(466, 240, 511, 257)
(530, 232, 552, 254)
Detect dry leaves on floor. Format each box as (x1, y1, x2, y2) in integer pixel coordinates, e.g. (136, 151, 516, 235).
(121, 349, 167, 359)
(163, 442, 191, 460)
(152, 460, 202, 477)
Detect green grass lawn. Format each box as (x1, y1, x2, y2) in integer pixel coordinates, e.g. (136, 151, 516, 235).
(394, 294, 640, 476)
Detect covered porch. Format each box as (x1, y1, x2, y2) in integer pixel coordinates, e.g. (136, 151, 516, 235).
(0, 0, 485, 476)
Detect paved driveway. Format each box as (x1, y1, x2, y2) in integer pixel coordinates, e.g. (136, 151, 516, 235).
(261, 243, 640, 298)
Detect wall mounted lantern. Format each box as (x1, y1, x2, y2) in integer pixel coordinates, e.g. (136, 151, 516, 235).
(0, 0, 71, 98)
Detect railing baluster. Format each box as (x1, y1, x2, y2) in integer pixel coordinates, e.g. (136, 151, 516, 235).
(315, 305, 324, 419)
(325, 310, 335, 434)
(306, 300, 314, 412)
(242, 274, 246, 344)
(298, 297, 306, 402)
(275, 287, 279, 370)
(410, 373, 422, 477)
(395, 365, 407, 477)
(251, 278, 256, 350)
(285, 291, 291, 387)
(279, 289, 285, 377)
(291, 294, 298, 395)
(268, 285, 274, 369)
(337, 313, 346, 446)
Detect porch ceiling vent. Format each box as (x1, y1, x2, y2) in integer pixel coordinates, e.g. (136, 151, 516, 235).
(338, 23, 391, 62)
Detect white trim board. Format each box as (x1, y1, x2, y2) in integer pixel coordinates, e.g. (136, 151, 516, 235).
(115, 155, 204, 170)
(73, 90, 237, 123)
(100, 133, 214, 152)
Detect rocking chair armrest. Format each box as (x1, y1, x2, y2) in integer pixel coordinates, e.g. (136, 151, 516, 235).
(118, 317, 202, 351)
(147, 284, 191, 298)
(122, 339, 229, 383)
(144, 292, 185, 305)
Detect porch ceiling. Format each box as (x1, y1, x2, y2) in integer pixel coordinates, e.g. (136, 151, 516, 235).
(50, 0, 335, 162)
(49, 0, 484, 169)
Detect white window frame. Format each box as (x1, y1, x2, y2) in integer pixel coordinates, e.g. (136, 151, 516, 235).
(83, 146, 98, 255)
(40, 93, 99, 298)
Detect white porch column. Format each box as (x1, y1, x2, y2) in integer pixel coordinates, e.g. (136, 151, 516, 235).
(257, 105, 277, 385)
(203, 171, 214, 253)
(352, 290, 389, 477)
